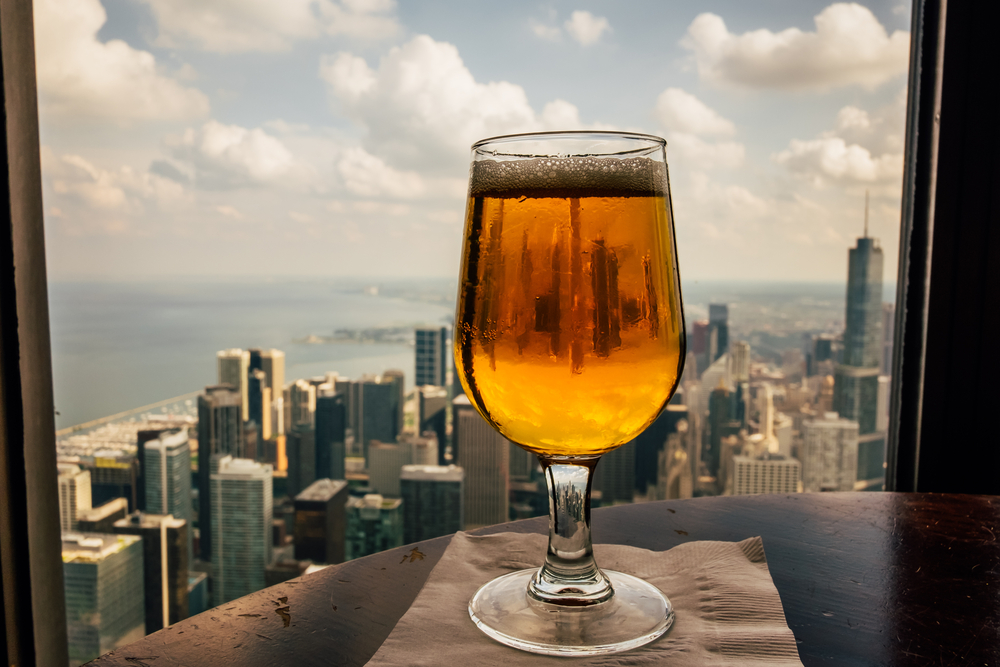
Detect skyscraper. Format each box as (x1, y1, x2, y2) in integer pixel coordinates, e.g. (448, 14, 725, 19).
(144, 429, 193, 526)
(400, 464, 464, 544)
(62, 533, 145, 666)
(368, 441, 412, 497)
(293, 479, 349, 564)
(593, 439, 635, 505)
(691, 319, 709, 378)
(381, 368, 406, 437)
(802, 412, 860, 492)
(417, 385, 449, 464)
(112, 513, 189, 633)
(286, 425, 316, 499)
(415, 326, 448, 387)
(345, 494, 403, 559)
(315, 390, 346, 480)
(247, 368, 269, 442)
(211, 456, 273, 605)
(351, 376, 399, 462)
(217, 349, 250, 421)
(259, 349, 286, 436)
(833, 212, 885, 483)
(731, 340, 751, 383)
(285, 379, 316, 431)
(454, 395, 509, 528)
(197, 385, 243, 560)
(76, 498, 129, 533)
(58, 464, 92, 532)
(728, 453, 801, 496)
(708, 304, 729, 363)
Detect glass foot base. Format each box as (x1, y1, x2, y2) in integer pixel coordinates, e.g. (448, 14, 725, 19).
(469, 568, 674, 657)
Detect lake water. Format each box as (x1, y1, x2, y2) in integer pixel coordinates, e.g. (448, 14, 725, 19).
(48, 279, 456, 429)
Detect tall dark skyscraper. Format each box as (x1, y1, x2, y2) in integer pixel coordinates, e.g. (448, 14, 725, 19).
(294, 479, 348, 564)
(196, 385, 243, 560)
(315, 391, 346, 480)
(833, 200, 885, 483)
(112, 513, 189, 633)
(415, 326, 448, 387)
(708, 304, 729, 363)
(350, 377, 398, 462)
(400, 465, 464, 544)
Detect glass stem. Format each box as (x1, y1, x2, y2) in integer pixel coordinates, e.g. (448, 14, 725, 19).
(529, 457, 613, 606)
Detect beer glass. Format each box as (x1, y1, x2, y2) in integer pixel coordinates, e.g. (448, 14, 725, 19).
(454, 131, 685, 655)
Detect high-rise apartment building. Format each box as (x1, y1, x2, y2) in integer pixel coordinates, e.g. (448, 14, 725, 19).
(345, 494, 403, 560)
(86, 452, 141, 511)
(417, 385, 449, 464)
(285, 379, 316, 431)
(400, 465, 464, 544)
(210, 456, 273, 605)
(286, 425, 316, 499)
(197, 385, 243, 560)
(247, 368, 270, 441)
(62, 533, 145, 666)
(315, 390, 347, 480)
(593, 439, 635, 505)
(58, 464, 92, 532)
(802, 412, 860, 492)
(731, 340, 751, 383)
(144, 429, 193, 527)
(381, 369, 405, 438)
(217, 348, 250, 421)
(76, 498, 129, 533)
(351, 376, 399, 461)
(112, 513, 189, 633)
(708, 304, 729, 363)
(415, 326, 448, 387)
(256, 349, 286, 436)
(454, 395, 509, 528)
(293, 479, 349, 564)
(728, 453, 801, 496)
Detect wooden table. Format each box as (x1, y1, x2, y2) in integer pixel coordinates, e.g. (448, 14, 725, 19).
(90, 493, 1000, 666)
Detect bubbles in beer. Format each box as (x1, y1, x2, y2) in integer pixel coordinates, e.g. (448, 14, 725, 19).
(469, 156, 667, 198)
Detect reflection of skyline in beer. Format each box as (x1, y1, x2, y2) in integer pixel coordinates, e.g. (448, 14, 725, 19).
(471, 197, 669, 364)
(457, 188, 683, 456)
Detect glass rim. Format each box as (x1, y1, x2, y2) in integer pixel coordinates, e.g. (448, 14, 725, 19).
(471, 130, 666, 158)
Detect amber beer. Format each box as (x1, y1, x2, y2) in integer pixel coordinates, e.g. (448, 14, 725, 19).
(456, 156, 684, 458)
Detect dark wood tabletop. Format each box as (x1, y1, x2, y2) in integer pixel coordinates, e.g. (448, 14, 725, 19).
(90, 492, 1000, 667)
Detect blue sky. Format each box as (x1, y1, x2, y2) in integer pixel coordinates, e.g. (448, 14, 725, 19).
(35, 0, 911, 282)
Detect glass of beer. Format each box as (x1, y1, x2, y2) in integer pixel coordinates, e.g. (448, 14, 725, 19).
(454, 131, 685, 655)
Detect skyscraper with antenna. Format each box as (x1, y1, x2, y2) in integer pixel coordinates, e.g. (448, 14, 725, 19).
(833, 191, 885, 485)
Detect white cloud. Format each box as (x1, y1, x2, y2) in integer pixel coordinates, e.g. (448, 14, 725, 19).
(320, 35, 598, 174)
(215, 205, 244, 219)
(667, 133, 745, 170)
(138, 0, 400, 53)
(337, 147, 426, 198)
(774, 137, 902, 184)
(775, 100, 905, 186)
(655, 88, 735, 136)
(681, 3, 910, 91)
(41, 148, 189, 235)
(168, 121, 295, 189)
(531, 21, 562, 41)
(564, 11, 610, 46)
(34, 0, 209, 122)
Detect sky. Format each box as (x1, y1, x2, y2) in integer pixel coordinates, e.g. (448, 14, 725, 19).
(35, 0, 912, 282)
